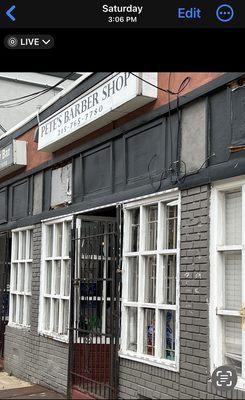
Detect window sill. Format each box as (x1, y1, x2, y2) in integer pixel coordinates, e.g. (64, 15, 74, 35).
(39, 330, 69, 343)
(208, 376, 245, 392)
(119, 351, 178, 372)
(8, 322, 30, 331)
(235, 377, 245, 392)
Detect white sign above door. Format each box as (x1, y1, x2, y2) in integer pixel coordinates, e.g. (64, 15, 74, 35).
(38, 72, 158, 152)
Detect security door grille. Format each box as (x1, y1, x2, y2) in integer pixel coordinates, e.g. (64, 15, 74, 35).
(69, 214, 120, 399)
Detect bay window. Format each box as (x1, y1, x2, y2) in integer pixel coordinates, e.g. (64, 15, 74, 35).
(9, 227, 33, 327)
(120, 192, 180, 370)
(210, 179, 245, 389)
(39, 217, 71, 340)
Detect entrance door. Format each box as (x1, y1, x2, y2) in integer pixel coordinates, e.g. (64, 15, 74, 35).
(0, 233, 11, 359)
(69, 214, 121, 399)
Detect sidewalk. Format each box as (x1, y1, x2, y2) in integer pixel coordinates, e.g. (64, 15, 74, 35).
(0, 372, 66, 399)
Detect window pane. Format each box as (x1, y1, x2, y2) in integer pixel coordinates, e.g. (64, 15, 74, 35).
(19, 263, 25, 292)
(166, 204, 177, 249)
(55, 223, 63, 257)
(161, 310, 175, 361)
(21, 231, 26, 260)
(26, 263, 32, 293)
(12, 294, 16, 322)
(146, 205, 158, 251)
(28, 230, 33, 259)
(62, 300, 69, 335)
(12, 263, 18, 291)
(128, 257, 138, 302)
(144, 256, 156, 303)
(53, 299, 59, 333)
(44, 298, 51, 330)
(64, 222, 71, 257)
(25, 296, 31, 325)
(224, 253, 242, 310)
(224, 316, 242, 375)
(143, 308, 155, 356)
(19, 295, 24, 324)
(46, 225, 53, 257)
(64, 260, 70, 297)
(127, 307, 137, 351)
(129, 209, 140, 252)
(162, 255, 176, 305)
(13, 233, 19, 260)
(54, 261, 61, 295)
(225, 191, 242, 245)
(45, 261, 52, 295)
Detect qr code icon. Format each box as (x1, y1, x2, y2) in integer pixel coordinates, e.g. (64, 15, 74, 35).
(211, 366, 237, 391)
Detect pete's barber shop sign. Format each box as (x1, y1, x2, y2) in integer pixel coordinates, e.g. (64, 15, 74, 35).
(38, 72, 158, 152)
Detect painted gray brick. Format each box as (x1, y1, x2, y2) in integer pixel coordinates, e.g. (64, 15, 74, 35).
(4, 224, 68, 396)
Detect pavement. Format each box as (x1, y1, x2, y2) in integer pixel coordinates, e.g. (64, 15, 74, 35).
(0, 372, 66, 399)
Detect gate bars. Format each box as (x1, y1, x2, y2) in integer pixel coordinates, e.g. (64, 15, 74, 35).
(68, 206, 122, 399)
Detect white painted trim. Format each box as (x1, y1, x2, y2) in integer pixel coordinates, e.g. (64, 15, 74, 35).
(217, 309, 241, 317)
(123, 189, 179, 209)
(8, 322, 31, 331)
(120, 191, 180, 370)
(9, 227, 34, 327)
(235, 377, 245, 391)
(119, 352, 178, 372)
(11, 225, 35, 233)
(210, 177, 245, 381)
(39, 331, 69, 343)
(217, 245, 243, 252)
(38, 217, 72, 340)
(211, 176, 245, 191)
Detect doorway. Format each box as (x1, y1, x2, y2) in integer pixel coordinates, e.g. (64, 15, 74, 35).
(0, 232, 11, 360)
(69, 206, 121, 399)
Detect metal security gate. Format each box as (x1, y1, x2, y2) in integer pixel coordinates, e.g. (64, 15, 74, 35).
(0, 233, 11, 359)
(69, 213, 121, 399)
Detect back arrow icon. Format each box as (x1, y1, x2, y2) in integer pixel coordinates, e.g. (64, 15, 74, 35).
(6, 5, 16, 22)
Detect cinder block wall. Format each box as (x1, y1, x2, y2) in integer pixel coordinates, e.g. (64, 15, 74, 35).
(4, 224, 69, 395)
(118, 185, 245, 400)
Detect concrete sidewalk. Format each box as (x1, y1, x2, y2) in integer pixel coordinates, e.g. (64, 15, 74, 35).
(0, 372, 66, 399)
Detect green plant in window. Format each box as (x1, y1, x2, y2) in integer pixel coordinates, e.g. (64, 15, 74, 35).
(88, 315, 101, 332)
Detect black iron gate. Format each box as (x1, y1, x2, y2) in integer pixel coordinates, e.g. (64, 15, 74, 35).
(0, 233, 10, 359)
(69, 213, 121, 399)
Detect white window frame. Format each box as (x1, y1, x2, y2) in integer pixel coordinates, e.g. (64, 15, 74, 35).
(210, 176, 245, 391)
(120, 191, 180, 371)
(39, 216, 72, 342)
(9, 226, 34, 329)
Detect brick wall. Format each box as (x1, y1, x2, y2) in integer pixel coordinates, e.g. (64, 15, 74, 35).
(4, 188, 245, 399)
(118, 185, 245, 400)
(4, 224, 69, 395)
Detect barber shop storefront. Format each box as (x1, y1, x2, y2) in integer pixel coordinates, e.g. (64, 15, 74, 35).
(1, 72, 245, 399)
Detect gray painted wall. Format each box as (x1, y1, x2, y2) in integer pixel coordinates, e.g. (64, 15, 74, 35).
(4, 224, 69, 395)
(181, 98, 206, 173)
